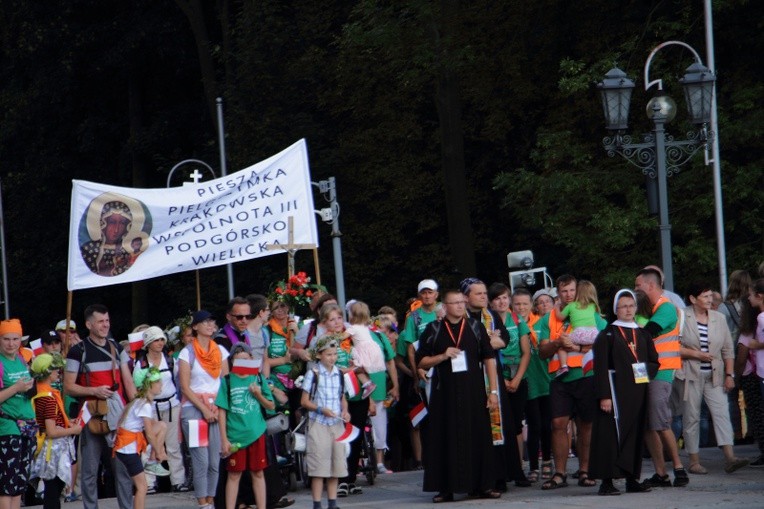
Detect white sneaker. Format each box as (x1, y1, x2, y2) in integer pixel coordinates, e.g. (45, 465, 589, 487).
(144, 462, 170, 477)
(376, 464, 393, 474)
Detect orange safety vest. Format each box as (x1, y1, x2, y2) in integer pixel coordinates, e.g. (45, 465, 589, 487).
(651, 296, 682, 370)
(546, 312, 583, 373)
(526, 313, 540, 348)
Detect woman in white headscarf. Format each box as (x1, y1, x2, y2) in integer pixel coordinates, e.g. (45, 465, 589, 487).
(588, 290, 659, 496)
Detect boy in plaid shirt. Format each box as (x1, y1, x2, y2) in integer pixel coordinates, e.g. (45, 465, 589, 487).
(301, 335, 350, 509)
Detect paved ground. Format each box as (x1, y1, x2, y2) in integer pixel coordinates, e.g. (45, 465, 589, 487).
(77, 444, 764, 509)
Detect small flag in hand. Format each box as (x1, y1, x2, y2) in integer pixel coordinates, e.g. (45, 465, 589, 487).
(335, 422, 360, 443)
(582, 349, 594, 375)
(344, 371, 361, 398)
(409, 401, 428, 427)
(187, 419, 209, 448)
(232, 358, 262, 376)
(79, 403, 93, 427)
(128, 332, 144, 352)
(29, 338, 44, 356)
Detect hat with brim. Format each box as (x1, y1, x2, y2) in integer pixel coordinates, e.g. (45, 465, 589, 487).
(142, 326, 167, 348)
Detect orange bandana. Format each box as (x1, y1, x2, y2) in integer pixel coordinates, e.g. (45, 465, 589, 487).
(192, 338, 222, 379)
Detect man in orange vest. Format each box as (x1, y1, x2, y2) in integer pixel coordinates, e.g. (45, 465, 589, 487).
(538, 275, 607, 490)
(635, 268, 689, 489)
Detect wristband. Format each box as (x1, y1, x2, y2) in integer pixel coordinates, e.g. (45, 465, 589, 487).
(316, 406, 323, 414)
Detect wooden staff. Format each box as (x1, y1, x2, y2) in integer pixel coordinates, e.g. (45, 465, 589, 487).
(196, 270, 201, 310)
(313, 247, 321, 286)
(63, 291, 73, 356)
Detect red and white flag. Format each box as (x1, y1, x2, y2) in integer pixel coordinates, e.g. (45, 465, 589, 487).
(409, 401, 428, 427)
(187, 419, 209, 448)
(79, 403, 93, 427)
(335, 422, 360, 443)
(29, 339, 44, 356)
(232, 358, 262, 376)
(128, 332, 144, 352)
(582, 349, 595, 375)
(344, 371, 361, 398)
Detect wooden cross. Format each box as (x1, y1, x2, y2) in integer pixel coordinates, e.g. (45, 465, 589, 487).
(265, 216, 316, 277)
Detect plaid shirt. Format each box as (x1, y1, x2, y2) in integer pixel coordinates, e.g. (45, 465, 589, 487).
(303, 363, 343, 426)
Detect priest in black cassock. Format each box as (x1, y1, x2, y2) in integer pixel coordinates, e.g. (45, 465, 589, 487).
(416, 289, 500, 503)
(589, 289, 659, 496)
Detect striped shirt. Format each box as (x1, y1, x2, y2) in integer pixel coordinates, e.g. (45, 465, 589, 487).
(697, 322, 711, 371)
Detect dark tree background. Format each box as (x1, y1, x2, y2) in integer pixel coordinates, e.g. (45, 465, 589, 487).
(0, 0, 761, 338)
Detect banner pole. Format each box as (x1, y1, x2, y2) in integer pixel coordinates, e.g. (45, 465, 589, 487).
(196, 270, 201, 310)
(313, 248, 321, 286)
(64, 291, 73, 357)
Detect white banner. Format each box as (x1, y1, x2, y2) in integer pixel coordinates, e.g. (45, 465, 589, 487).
(67, 139, 318, 290)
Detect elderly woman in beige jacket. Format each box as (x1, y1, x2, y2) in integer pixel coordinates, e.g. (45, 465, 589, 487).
(677, 281, 749, 475)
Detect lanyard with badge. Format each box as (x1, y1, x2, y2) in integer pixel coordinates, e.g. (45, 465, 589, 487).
(618, 327, 648, 383)
(445, 319, 468, 372)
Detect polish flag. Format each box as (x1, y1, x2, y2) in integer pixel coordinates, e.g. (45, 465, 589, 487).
(232, 358, 262, 376)
(128, 332, 144, 352)
(582, 349, 595, 375)
(344, 371, 361, 398)
(187, 419, 209, 448)
(409, 401, 428, 427)
(79, 403, 93, 427)
(335, 422, 360, 443)
(30, 338, 44, 356)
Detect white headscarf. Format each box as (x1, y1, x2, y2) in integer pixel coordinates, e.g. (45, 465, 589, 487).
(612, 289, 638, 329)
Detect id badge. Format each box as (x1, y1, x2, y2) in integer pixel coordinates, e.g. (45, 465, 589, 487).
(632, 362, 649, 384)
(451, 351, 467, 373)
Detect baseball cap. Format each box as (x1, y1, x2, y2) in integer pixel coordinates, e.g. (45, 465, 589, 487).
(40, 329, 61, 344)
(55, 319, 77, 331)
(191, 310, 213, 325)
(417, 279, 438, 293)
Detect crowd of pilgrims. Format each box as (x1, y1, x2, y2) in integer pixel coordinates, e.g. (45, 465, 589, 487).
(0, 265, 763, 508)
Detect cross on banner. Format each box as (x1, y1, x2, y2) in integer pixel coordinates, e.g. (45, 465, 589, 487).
(265, 216, 316, 277)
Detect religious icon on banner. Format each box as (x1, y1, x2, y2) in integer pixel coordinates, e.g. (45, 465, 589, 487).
(78, 192, 153, 277)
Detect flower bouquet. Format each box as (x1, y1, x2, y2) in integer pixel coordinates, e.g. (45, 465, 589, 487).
(268, 271, 325, 312)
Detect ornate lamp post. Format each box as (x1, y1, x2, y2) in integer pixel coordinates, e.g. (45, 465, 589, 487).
(598, 41, 715, 292)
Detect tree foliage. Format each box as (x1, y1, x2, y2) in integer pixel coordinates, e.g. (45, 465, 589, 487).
(0, 0, 760, 336)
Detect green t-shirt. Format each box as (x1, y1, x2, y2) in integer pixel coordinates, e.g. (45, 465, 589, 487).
(267, 329, 291, 375)
(216, 374, 273, 448)
(396, 309, 438, 357)
(0, 355, 35, 435)
(560, 302, 599, 328)
(538, 312, 607, 382)
(368, 331, 396, 402)
(524, 317, 551, 400)
(500, 314, 530, 380)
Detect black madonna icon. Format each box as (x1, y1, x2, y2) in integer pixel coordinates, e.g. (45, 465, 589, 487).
(78, 192, 153, 277)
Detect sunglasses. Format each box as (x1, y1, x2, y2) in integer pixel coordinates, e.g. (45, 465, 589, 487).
(229, 314, 254, 321)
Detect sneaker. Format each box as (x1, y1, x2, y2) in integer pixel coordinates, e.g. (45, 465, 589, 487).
(625, 479, 651, 493)
(146, 485, 158, 495)
(673, 467, 689, 487)
(555, 366, 569, 379)
(750, 456, 764, 467)
(337, 482, 349, 497)
(144, 462, 170, 477)
(376, 463, 393, 474)
(642, 473, 671, 488)
(724, 457, 750, 474)
(172, 483, 191, 492)
(276, 455, 288, 466)
(64, 492, 81, 502)
(362, 382, 377, 399)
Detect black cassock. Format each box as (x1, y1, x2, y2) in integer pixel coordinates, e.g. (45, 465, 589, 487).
(416, 318, 496, 494)
(588, 324, 659, 480)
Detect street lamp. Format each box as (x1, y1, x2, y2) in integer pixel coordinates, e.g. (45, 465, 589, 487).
(598, 41, 715, 292)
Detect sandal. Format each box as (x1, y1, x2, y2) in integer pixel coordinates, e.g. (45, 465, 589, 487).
(480, 490, 501, 499)
(541, 472, 568, 490)
(688, 463, 708, 475)
(577, 471, 597, 487)
(432, 492, 453, 503)
(337, 483, 349, 498)
(541, 461, 553, 479)
(527, 470, 539, 482)
(348, 484, 363, 495)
